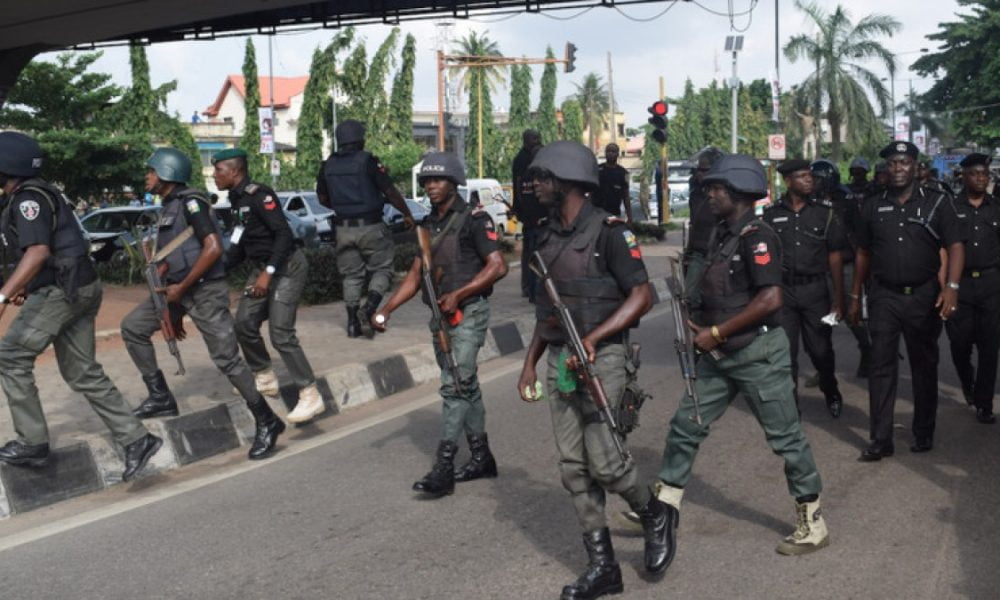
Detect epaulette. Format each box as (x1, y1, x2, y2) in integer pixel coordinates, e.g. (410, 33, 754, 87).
(739, 221, 761, 236)
(245, 183, 261, 194)
(818, 198, 834, 208)
(604, 216, 627, 227)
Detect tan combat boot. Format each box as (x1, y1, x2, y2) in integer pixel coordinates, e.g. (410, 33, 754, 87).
(286, 383, 325, 424)
(254, 369, 281, 398)
(776, 498, 830, 555)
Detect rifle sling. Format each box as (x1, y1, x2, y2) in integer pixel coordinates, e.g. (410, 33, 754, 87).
(150, 226, 194, 264)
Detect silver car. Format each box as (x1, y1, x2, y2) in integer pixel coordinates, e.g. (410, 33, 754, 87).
(277, 191, 334, 245)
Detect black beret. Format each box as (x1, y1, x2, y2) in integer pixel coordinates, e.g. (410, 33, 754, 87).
(777, 159, 811, 176)
(879, 141, 919, 159)
(960, 153, 992, 169)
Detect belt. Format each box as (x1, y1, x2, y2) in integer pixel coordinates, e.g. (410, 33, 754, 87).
(333, 215, 381, 227)
(782, 272, 826, 285)
(963, 266, 998, 279)
(875, 278, 934, 295)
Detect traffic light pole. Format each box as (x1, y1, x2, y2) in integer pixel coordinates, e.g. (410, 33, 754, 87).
(660, 76, 669, 225)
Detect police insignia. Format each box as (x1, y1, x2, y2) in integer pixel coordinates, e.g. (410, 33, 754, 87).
(485, 219, 498, 241)
(753, 241, 771, 265)
(186, 199, 201, 214)
(19, 200, 40, 221)
(623, 230, 642, 259)
(263, 196, 277, 211)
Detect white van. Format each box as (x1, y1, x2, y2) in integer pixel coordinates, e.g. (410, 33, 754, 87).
(458, 178, 514, 238)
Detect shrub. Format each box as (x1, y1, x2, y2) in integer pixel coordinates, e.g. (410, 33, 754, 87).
(631, 222, 668, 242)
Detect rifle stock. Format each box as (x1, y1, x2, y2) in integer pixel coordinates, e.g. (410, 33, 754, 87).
(416, 227, 463, 393)
(143, 246, 185, 376)
(668, 256, 704, 424)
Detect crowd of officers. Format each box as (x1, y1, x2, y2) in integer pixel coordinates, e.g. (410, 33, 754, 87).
(0, 116, 997, 600)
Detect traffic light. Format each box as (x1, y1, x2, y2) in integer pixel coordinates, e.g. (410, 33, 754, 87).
(564, 42, 577, 73)
(647, 100, 668, 144)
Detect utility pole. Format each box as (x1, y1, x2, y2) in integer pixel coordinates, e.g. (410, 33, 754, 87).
(659, 76, 669, 225)
(331, 80, 338, 153)
(726, 36, 743, 153)
(607, 52, 617, 145)
(477, 73, 484, 177)
(436, 50, 446, 151)
(267, 35, 277, 187)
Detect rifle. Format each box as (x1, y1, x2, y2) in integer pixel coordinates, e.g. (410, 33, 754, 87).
(530, 251, 628, 462)
(416, 226, 463, 393)
(667, 255, 709, 425)
(143, 244, 185, 376)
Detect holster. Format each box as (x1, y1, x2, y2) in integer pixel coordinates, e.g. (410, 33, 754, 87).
(615, 342, 650, 436)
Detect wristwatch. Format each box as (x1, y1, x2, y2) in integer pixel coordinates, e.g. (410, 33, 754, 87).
(947, 282, 960, 290)
(0, 293, 7, 304)
(265, 265, 276, 275)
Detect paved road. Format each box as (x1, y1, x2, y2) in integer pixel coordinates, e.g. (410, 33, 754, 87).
(0, 309, 997, 599)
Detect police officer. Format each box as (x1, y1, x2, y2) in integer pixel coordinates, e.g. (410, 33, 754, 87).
(872, 161, 890, 193)
(595, 143, 633, 222)
(122, 148, 284, 461)
(763, 159, 846, 417)
(212, 148, 324, 424)
(0, 131, 161, 481)
(516, 141, 673, 599)
(512, 129, 546, 301)
(848, 141, 967, 460)
(945, 153, 999, 424)
(372, 152, 508, 497)
(847, 157, 871, 197)
(316, 120, 414, 338)
(656, 154, 829, 557)
(683, 147, 725, 308)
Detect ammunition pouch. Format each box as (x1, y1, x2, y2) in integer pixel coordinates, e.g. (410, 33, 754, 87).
(615, 343, 650, 436)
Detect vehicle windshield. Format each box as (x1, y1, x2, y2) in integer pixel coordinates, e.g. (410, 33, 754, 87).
(81, 211, 149, 233)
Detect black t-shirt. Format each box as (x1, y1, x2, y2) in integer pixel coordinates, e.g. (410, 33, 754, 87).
(763, 196, 847, 278)
(225, 178, 296, 272)
(512, 146, 547, 228)
(315, 152, 396, 200)
(595, 163, 629, 216)
(423, 196, 500, 297)
(170, 191, 218, 242)
(1, 188, 59, 290)
(856, 185, 968, 286)
(955, 192, 1000, 271)
(686, 176, 716, 256)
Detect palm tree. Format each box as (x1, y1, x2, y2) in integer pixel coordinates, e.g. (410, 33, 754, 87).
(449, 31, 505, 178)
(573, 72, 609, 151)
(448, 31, 506, 94)
(784, 1, 900, 161)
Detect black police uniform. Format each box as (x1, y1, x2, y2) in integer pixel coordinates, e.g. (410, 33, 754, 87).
(855, 185, 967, 448)
(945, 190, 1000, 416)
(685, 178, 716, 258)
(512, 145, 546, 300)
(595, 162, 629, 216)
(763, 195, 847, 407)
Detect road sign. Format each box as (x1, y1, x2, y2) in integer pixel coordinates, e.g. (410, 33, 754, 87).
(768, 134, 786, 160)
(270, 159, 281, 177)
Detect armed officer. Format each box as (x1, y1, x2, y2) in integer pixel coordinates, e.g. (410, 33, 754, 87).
(656, 154, 829, 558)
(316, 120, 414, 338)
(213, 148, 325, 424)
(595, 143, 633, 222)
(122, 148, 285, 461)
(0, 131, 161, 481)
(517, 141, 673, 600)
(373, 153, 508, 498)
(763, 159, 846, 417)
(848, 141, 967, 460)
(945, 153, 999, 424)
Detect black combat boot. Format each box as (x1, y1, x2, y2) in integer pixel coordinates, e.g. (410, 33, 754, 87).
(561, 528, 623, 600)
(133, 370, 179, 419)
(454, 432, 498, 482)
(346, 306, 362, 338)
(825, 390, 844, 418)
(247, 395, 285, 460)
(0, 440, 50, 468)
(122, 434, 163, 481)
(413, 440, 457, 497)
(632, 493, 678, 575)
(360, 292, 383, 338)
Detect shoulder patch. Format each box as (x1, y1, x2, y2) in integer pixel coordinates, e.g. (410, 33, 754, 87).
(604, 216, 627, 226)
(18, 199, 41, 221)
(483, 217, 498, 241)
(622, 229, 642, 259)
(739, 223, 760, 236)
(186, 199, 201, 214)
(752, 240, 772, 265)
(263, 195, 278, 211)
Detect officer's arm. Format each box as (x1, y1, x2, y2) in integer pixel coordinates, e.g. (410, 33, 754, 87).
(942, 242, 964, 288)
(586, 283, 653, 348)
(620, 170, 634, 222)
(828, 250, 845, 314)
(254, 194, 295, 271)
(175, 233, 224, 294)
(376, 257, 422, 318)
(316, 167, 330, 208)
(714, 286, 783, 341)
(852, 248, 871, 298)
(518, 328, 549, 402)
(371, 158, 413, 220)
(450, 251, 508, 304)
(0, 245, 49, 299)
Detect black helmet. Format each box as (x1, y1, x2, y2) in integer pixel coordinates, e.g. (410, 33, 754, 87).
(335, 120, 366, 145)
(702, 154, 768, 199)
(528, 141, 599, 188)
(146, 147, 192, 183)
(418, 152, 466, 186)
(810, 159, 841, 187)
(0, 131, 43, 177)
(694, 146, 725, 168)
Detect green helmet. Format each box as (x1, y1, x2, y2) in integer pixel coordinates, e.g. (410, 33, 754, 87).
(146, 147, 192, 184)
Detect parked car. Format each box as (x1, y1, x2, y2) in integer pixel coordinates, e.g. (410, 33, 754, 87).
(80, 206, 161, 262)
(384, 198, 431, 233)
(276, 191, 334, 244)
(458, 178, 513, 238)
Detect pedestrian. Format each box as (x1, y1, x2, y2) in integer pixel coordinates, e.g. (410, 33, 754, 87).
(512, 129, 546, 302)
(847, 157, 871, 198)
(656, 153, 829, 558)
(594, 143, 633, 222)
(516, 141, 673, 599)
(945, 153, 998, 424)
(0, 131, 161, 481)
(212, 148, 325, 424)
(372, 152, 508, 497)
(848, 141, 967, 460)
(763, 159, 846, 417)
(683, 147, 725, 310)
(316, 120, 414, 338)
(872, 161, 890, 194)
(122, 148, 284, 461)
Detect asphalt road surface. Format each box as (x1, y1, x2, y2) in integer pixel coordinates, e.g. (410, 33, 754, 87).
(0, 309, 997, 599)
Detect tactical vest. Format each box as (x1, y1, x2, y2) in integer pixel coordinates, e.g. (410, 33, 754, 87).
(322, 150, 382, 218)
(419, 209, 485, 308)
(535, 210, 626, 344)
(156, 189, 225, 283)
(698, 219, 769, 353)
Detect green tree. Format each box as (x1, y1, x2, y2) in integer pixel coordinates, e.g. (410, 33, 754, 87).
(293, 48, 334, 190)
(913, 0, 1000, 148)
(668, 79, 702, 159)
(387, 33, 417, 144)
(560, 99, 584, 143)
(450, 31, 505, 179)
(508, 64, 532, 132)
(238, 38, 268, 181)
(535, 47, 559, 144)
(737, 85, 769, 157)
(336, 42, 368, 127)
(784, 0, 900, 161)
(360, 28, 400, 149)
(573, 72, 609, 151)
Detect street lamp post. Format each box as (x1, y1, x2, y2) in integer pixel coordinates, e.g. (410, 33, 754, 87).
(726, 35, 744, 153)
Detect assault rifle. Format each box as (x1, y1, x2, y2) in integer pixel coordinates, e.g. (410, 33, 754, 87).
(667, 255, 707, 424)
(143, 244, 185, 376)
(416, 226, 463, 393)
(530, 251, 628, 462)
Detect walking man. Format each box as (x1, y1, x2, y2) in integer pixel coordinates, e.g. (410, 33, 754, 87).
(373, 152, 507, 497)
(595, 143, 633, 222)
(317, 120, 414, 338)
(512, 129, 546, 301)
(122, 148, 285, 460)
(0, 131, 161, 480)
(213, 148, 324, 424)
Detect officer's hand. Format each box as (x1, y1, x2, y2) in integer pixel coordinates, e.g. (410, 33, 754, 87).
(437, 292, 460, 315)
(403, 215, 416, 230)
(172, 317, 187, 341)
(566, 336, 598, 371)
(847, 297, 861, 326)
(831, 300, 844, 321)
(937, 288, 959, 320)
(372, 311, 389, 332)
(687, 320, 718, 353)
(250, 272, 271, 298)
(518, 367, 540, 402)
(11, 293, 26, 306)
(157, 284, 185, 305)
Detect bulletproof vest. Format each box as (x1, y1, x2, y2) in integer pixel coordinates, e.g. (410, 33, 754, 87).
(535, 209, 626, 344)
(698, 219, 768, 353)
(322, 150, 382, 218)
(420, 209, 484, 308)
(156, 189, 225, 283)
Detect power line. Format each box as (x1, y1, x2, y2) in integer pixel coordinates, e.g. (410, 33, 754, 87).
(613, 1, 680, 22)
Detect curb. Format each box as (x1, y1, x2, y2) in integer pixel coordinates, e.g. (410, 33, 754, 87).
(0, 278, 671, 519)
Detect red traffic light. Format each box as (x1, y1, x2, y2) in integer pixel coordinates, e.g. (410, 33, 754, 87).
(648, 101, 668, 116)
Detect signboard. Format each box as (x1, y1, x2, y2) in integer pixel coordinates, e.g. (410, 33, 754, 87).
(259, 107, 275, 155)
(767, 134, 786, 160)
(270, 158, 281, 177)
(769, 72, 781, 122)
(893, 116, 910, 142)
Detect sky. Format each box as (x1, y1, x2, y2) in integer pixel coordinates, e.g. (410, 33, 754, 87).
(78, 0, 964, 129)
